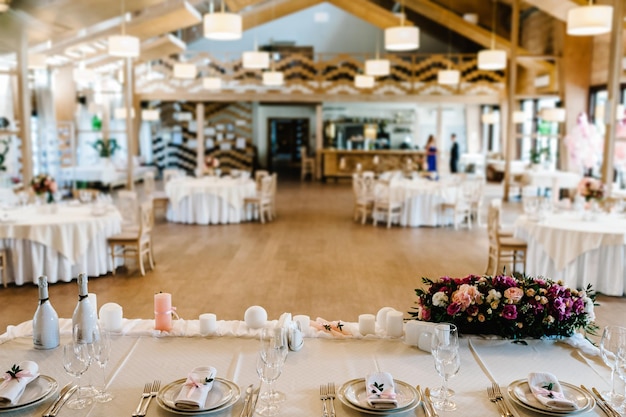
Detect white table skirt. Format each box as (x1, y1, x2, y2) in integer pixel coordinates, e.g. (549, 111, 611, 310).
(0, 319, 610, 417)
(399, 193, 454, 227)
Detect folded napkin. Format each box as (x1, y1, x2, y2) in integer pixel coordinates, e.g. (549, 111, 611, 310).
(528, 372, 578, 411)
(174, 366, 217, 410)
(366, 372, 397, 409)
(0, 361, 40, 405)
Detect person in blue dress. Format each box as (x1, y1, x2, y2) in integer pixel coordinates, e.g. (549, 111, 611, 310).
(426, 135, 437, 172)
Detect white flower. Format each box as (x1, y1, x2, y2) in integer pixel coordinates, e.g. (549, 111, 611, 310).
(583, 296, 595, 321)
(486, 289, 501, 304)
(432, 292, 449, 307)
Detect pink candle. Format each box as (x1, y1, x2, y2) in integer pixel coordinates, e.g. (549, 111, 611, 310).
(154, 292, 172, 331)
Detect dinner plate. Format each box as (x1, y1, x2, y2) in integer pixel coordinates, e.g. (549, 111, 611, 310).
(507, 379, 594, 416)
(337, 378, 420, 415)
(156, 377, 240, 415)
(0, 375, 58, 413)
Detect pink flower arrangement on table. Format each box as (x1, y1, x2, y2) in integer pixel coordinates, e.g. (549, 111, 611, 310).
(30, 173, 57, 203)
(410, 274, 597, 339)
(577, 177, 604, 202)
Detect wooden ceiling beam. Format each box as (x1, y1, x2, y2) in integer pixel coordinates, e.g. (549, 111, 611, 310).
(240, 0, 323, 30)
(224, 0, 265, 13)
(327, 0, 413, 29)
(521, 0, 583, 21)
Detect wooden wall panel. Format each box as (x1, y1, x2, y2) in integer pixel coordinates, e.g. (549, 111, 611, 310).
(52, 66, 76, 123)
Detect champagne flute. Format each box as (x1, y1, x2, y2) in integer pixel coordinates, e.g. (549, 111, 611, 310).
(600, 326, 626, 406)
(62, 343, 92, 410)
(430, 324, 461, 411)
(90, 325, 113, 403)
(259, 327, 288, 402)
(255, 352, 283, 417)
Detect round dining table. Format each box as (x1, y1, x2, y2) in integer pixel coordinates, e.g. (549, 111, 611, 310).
(387, 177, 458, 227)
(165, 176, 257, 225)
(0, 203, 122, 285)
(515, 211, 626, 296)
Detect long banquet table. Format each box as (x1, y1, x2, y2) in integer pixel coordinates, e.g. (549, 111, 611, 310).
(515, 212, 626, 296)
(0, 318, 612, 417)
(165, 177, 257, 225)
(0, 204, 121, 285)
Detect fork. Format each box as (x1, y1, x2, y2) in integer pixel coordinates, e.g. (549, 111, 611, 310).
(132, 383, 152, 417)
(319, 384, 329, 417)
(492, 383, 514, 417)
(487, 386, 506, 417)
(137, 380, 161, 417)
(327, 382, 336, 417)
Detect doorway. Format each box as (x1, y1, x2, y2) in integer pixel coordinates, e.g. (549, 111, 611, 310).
(267, 117, 309, 177)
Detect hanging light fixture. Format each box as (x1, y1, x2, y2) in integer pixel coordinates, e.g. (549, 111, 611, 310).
(141, 109, 160, 121)
(242, 44, 270, 69)
(365, 38, 390, 76)
(385, 1, 419, 51)
(481, 112, 499, 124)
(540, 107, 566, 123)
(203, 77, 222, 90)
(567, 1, 613, 36)
(262, 70, 284, 86)
(204, 0, 242, 41)
(108, 0, 140, 57)
(478, 1, 506, 70)
(114, 107, 135, 119)
(173, 62, 197, 79)
(354, 74, 375, 89)
(73, 62, 96, 84)
(513, 111, 526, 124)
(438, 26, 460, 85)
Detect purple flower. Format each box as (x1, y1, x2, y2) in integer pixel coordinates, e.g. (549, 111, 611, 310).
(501, 305, 518, 320)
(447, 303, 462, 316)
(493, 275, 517, 289)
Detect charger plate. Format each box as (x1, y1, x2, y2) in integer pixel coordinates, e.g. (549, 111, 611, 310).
(337, 378, 420, 415)
(156, 377, 240, 415)
(0, 375, 58, 413)
(507, 379, 594, 416)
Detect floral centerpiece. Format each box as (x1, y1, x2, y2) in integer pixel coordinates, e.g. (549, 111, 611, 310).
(577, 177, 603, 202)
(30, 173, 58, 203)
(203, 156, 220, 175)
(410, 274, 596, 339)
(92, 138, 120, 158)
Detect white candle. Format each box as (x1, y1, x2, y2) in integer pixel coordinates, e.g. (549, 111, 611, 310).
(99, 303, 123, 333)
(199, 313, 217, 336)
(386, 310, 404, 337)
(293, 315, 310, 334)
(376, 307, 395, 331)
(358, 314, 376, 336)
(404, 320, 420, 346)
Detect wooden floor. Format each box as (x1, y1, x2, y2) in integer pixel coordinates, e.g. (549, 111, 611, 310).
(0, 178, 624, 339)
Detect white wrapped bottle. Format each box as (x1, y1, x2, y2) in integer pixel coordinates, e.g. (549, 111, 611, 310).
(33, 275, 60, 349)
(71, 273, 97, 344)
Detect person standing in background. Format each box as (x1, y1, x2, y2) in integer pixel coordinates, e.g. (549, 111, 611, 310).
(450, 133, 459, 173)
(426, 135, 437, 172)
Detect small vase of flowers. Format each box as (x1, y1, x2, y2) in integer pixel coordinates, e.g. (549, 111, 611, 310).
(92, 138, 120, 158)
(30, 174, 58, 204)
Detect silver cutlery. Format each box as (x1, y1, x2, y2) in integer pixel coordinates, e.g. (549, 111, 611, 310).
(42, 383, 77, 417)
(424, 387, 439, 417)
(580, 385, 613, 417)
(132, 382, 152, 417)
(589, 386, 621, 417)
(320, 384, 329, 417)
(137, 380, 160, 417)
(247, 385, 261, 417)
(416, 385, 431, 417)
(238, 384, 253, 417)
(327, 382, 336, 417)
(491, 382, 514, 417)
(487, 385, 507, 417)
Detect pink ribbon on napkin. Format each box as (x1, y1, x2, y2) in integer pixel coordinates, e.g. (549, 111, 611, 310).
(0, 370, 34, 391)
(183, 373, 213, 398)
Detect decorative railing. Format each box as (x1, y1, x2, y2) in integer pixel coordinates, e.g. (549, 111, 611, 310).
(136, 52, 504, 97)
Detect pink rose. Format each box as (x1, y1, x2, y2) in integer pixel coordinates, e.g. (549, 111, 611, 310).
(451, 284, 482, 310)
(503, 287, 524, 304)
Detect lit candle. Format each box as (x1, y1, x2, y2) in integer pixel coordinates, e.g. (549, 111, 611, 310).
(386, 310, 404, 338)
(358, 314, 376, 336)
(154, 292, 172, 331)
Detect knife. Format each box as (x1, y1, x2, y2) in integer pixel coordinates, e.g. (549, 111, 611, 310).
(416, 385, 431, 417)
(238, 384, 254, 417)
(42, 383, 78, 417)
(246, 385, 261, 417)
(424, 388, 439, 417)
(591, 387, 621, 417)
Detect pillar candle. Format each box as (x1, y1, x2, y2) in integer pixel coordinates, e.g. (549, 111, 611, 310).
(386, 310, 404, 337)
(199, 313, 217, 336)
(154, 293, 172, 331)
(358, 314, 376, 336)
(404, 320, 420, 346)
(99, 303, 123, 333)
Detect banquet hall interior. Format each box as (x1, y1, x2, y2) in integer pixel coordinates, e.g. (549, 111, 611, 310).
(1, 2, 626, 415)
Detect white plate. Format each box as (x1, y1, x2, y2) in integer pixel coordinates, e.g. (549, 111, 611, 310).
(156, 377, 240, 415)
(0, 375, 58, 413)
(337, 378, 420, 415)
(507, 379, 594, 416)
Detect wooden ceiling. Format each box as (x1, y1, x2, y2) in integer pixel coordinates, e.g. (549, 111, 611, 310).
(0, 0, 586, 71)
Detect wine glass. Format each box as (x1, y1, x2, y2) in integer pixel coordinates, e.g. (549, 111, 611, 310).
(259, 327, 288, 403)
(600, 326, 626, 407)
(616, 346, 626, 415)
(430, 324, 461, 411)
(62, 343, 93, 410)
(89, 325, 113, 403)
(255, 352, 283, 417)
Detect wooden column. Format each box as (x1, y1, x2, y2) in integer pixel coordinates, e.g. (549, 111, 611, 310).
(16, 29, 33, 183)
(503, 0, 520, 202)
(196, 102, 205, 177)
(125, 58, 135, 190)
(601, 0, 624, 189)
(315, 103, 323, 180)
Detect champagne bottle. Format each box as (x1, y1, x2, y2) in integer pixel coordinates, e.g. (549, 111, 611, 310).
(71, 273, 97, 344)
(33, 275, 60, 350)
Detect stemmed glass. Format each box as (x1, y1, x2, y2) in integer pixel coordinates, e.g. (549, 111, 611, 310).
(62, 343, 93, 410)
(616, 346, 626, 414)
(430, 324, 461, 411)
(89, 325, 113, 403)
(599, 326, 626, 407)
(255, 352, 283, 417)
(259, 327, 288, 403)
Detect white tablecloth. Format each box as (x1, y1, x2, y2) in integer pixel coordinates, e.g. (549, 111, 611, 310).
(165, 177, 257, 225)
(60, 164, 156, 186)
(0, 204, 122, 285)
(0, 319, 611, 417)
(515, 212, 626, 296)
(524, 170, 581, 190)
(388, 178, 457, 227)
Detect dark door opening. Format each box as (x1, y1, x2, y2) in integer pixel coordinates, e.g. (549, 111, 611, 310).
(267, 117, 309, 178)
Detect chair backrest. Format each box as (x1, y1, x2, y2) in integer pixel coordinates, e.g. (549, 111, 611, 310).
(255, 170, 269, 191)
(260, 175, 273, 199)
(139, 201, 154, 236)
(270, 173, 277, 195)
(487, 202, 501, 246)
(72, 188, 100, 202)
(163, 169, 181, 184)
(143, 171, 156, 196)
(117, 190, 138, 227)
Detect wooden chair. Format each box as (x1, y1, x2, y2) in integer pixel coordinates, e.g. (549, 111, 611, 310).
(72, 188, 100, 203)
(372, 181, 402, 228)
(144, 171, 169, 217)
(0, 249, 7, 288)
(255, 170, 269, 192)
(486, 202, 527, 276)
(244, 176, 273, 224)
(441, 183, 472, 230)
(301, 146, 315, 181)
(352, 173, 375, 224)
(116, 190, 139, 232)
(463, 177, 485, 227)
(108, 201, 155, 276)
